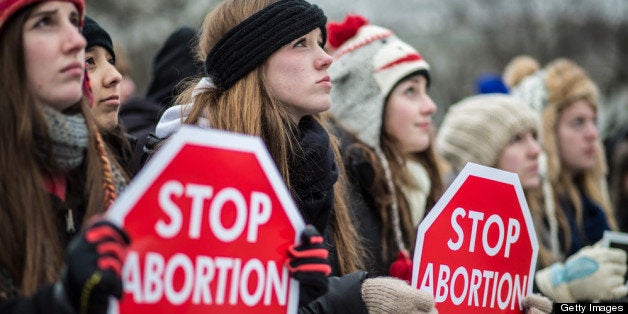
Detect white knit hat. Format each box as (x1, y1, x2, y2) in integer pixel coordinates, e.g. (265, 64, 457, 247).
(437, 94, 541, 172)
(328, 15, 430, 149)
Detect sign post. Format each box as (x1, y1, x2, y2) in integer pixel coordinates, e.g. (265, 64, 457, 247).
(106, 126, 305, 313)
(412, 162, 538, 313)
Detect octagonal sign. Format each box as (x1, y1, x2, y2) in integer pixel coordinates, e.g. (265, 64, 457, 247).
(412, 163, 538, 313)
(106, 126, 305, 314)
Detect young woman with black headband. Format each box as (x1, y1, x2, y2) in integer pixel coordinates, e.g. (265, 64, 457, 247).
(151, 0, 439, 312)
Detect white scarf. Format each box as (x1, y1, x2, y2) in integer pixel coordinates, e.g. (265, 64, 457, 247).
(402, 159, 431, 227)
(155, 77, 212, 138)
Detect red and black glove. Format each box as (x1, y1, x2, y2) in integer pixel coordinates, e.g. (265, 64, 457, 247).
(61, 219, 130, 314)
(287, 224, 331, 306)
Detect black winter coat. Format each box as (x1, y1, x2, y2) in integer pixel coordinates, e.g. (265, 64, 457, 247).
(330, 122, 389, 276)
(0, 167, 88, 314)
(144, 116, 370, 313)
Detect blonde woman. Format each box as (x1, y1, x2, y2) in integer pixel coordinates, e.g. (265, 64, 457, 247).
(503, 56, 627, 302)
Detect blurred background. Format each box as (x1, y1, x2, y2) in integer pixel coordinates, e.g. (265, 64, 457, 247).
(85, 0, 628, 137)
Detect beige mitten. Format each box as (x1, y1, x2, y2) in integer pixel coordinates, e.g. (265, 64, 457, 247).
(522, 293, 553, 314)
(535, 245, 627, 302)
(361, 277, 437, 314)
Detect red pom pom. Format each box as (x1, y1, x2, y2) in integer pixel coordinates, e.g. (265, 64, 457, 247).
(326, 14, 369, 49)
(389, 250, 413, 283)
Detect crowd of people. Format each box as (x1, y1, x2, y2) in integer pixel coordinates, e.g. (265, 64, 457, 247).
(0, 0, 626, 313)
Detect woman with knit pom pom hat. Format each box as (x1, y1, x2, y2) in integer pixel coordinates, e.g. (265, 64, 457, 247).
(0, 1, 130, 313)
(502, 55, 627, 303)
(325, 14, 444, 282)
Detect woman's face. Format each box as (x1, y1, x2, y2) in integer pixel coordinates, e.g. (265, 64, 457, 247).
(23, 1, 86, 111)
(384, 74, 436, 153)
(86, 46, 122, 130)
(556, 99, 599, 174)
(264, 28, 333, 122)
(496, 130, 541, 189)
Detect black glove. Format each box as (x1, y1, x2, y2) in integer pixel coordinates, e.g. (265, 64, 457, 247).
(287, 225, 331, 306)
(61, 219, 130, 314)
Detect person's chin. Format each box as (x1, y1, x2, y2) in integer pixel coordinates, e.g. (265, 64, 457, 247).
(55, 90, 83, 108)
(94, 115, 118, 131)
(312, 102, 331, 114)
(522, 178, 541, 189)
(409, 136, 431, 152)
(105, 114, 119, 129)
(581, 161, 597, 171)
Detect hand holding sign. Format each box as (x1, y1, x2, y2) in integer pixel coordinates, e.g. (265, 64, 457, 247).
(62, 219, 130, 314)
(362, 277, 437, 314)
(106, 126, 306, 313)
(287, 225, 331, 306)
(535, 244, 628, 302)
(521, 294, 552, 314)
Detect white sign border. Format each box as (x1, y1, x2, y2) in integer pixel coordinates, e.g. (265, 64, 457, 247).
(106, 125, 305, 314)
(411, 162, 539, 304)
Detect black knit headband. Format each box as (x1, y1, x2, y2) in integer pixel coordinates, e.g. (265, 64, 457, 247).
(205, 0, 327, 90)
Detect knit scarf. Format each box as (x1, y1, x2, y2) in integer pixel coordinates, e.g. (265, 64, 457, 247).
(402, 159, 431, 228)
(41, 105, 127, 195)
(41, 105, 88, 171)
(289, 116, 338, 235)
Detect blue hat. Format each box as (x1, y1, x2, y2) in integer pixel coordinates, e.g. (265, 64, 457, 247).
(476, 73, 509, 94)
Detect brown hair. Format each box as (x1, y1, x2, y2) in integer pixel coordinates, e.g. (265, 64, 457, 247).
(176, 0, 364, 274)
(375, 127, 443, 262)
(0, 4, 108, 295)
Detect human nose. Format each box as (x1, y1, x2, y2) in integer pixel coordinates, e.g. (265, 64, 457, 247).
(420, 95, 437, 115)
(64, 24, 86, 54)
(526, 135, 541, 158)
(316, 47, 333, 69)
(104, 64, 122, 88)
(584, 121, 599, 141)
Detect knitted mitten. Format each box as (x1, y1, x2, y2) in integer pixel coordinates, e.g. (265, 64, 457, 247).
(361, 277, 437, 314)
(287, 225, 331, 306)
(522, 293, 553, 314)
(535, 245, 627, 302)
(61, 220, 130, 314)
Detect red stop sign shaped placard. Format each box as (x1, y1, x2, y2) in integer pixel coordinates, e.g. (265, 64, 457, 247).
(106, 126, 304, 314)
(412, 163, 538, 314)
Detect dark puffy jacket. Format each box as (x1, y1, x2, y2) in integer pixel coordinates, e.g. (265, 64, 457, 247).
(0, 168, 88, 313)
(330, 121, 389, 276)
